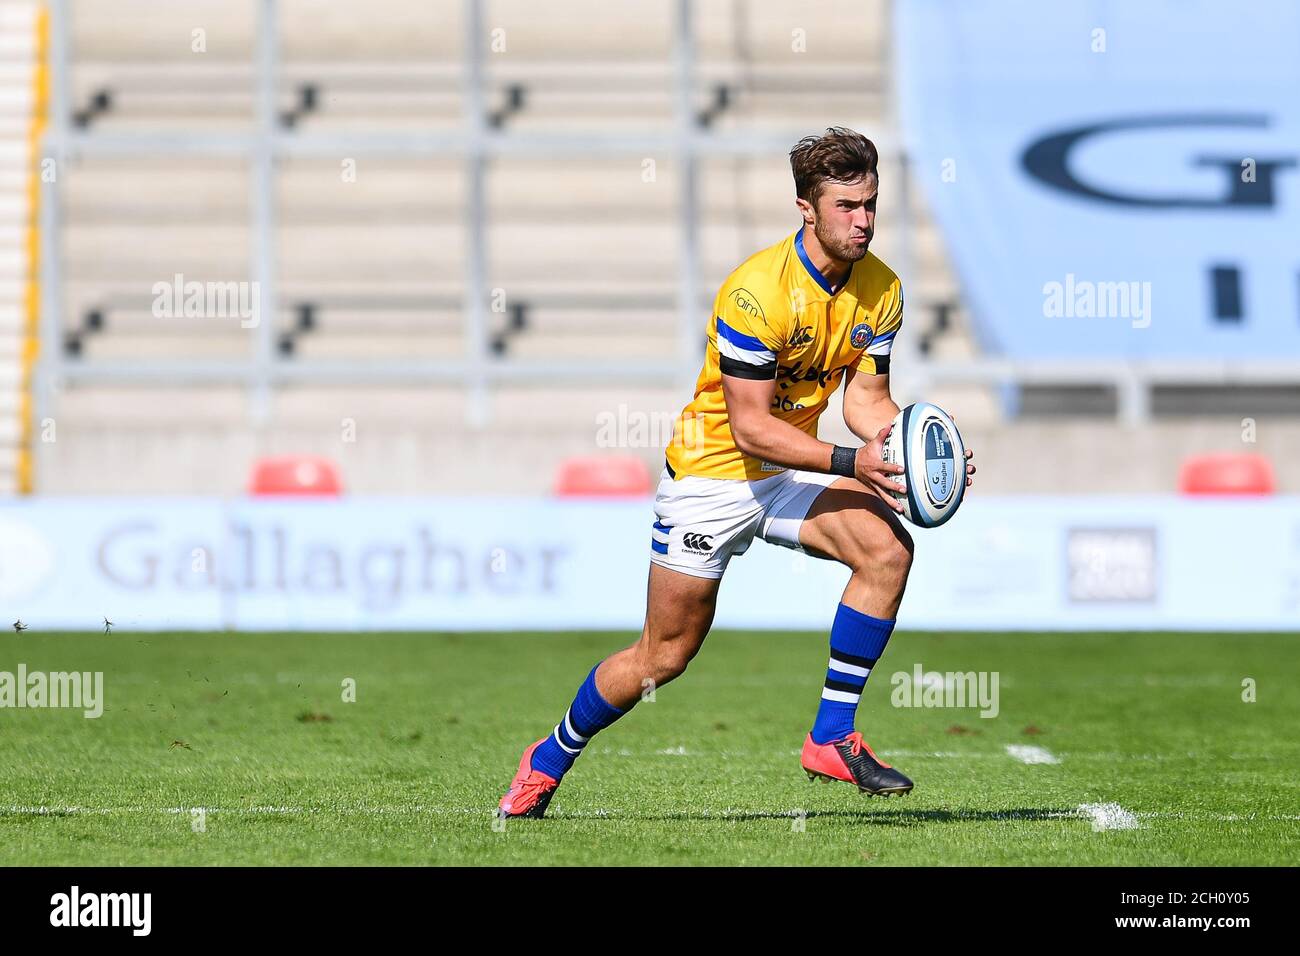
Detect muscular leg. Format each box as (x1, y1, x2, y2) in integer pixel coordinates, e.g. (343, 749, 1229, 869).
(519, 562, 719, 783)
(799, 478, 914, 616)
(797, 478, 914, 751)
(595, 562, 720, 709)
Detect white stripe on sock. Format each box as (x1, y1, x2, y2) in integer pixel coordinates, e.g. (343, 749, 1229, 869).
(552, 727, 581, 755)
(828, 660, 870, 679)
(563, 712, 589, 744)
(821, 688, 861, 704)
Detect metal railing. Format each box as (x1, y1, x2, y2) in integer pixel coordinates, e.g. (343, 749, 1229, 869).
(33, 0, 1297, 498)
(37, 0, 901, 436)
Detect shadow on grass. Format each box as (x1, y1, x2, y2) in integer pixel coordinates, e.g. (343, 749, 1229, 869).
(544, 807, 1076, 827)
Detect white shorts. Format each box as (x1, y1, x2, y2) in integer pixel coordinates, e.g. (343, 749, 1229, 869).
(648, 465, 839, 579)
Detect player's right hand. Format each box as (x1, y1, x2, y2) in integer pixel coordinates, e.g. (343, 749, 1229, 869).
(854, 426, 907, 513)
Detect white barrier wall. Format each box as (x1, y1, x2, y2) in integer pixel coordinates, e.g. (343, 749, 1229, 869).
(1, 497, 1297, 631)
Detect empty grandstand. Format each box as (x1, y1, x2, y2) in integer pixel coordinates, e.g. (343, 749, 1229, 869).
(12, 0, 1300, 499)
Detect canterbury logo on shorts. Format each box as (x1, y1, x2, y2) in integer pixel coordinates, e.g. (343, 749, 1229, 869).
(681, 533, 714, 553)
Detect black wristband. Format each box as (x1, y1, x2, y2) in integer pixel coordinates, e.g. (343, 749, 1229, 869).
(829, 445, 857, 478)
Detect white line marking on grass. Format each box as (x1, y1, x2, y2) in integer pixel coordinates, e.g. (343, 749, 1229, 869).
(1077, 802, 1141, 832)
(599, 748, 1028, 760)
(2, 805, 436, 817)
(2, 805, 120, 816)
(596, 747, 1288, 762)
(1005, 744, 1060, 765)
(1137, 811, 1300, 823)
(888, 750, 998, 759)
(6, 805, 1300, 827)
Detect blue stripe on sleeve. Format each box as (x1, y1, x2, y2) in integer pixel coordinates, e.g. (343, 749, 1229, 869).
(716, 316, 769, 353)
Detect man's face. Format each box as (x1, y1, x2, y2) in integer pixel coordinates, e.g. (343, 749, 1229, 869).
(806, 177, 877, 262)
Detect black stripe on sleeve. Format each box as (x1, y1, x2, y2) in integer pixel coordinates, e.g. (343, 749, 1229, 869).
(720, 355, 778, 380)
(870, 355, 890, 375)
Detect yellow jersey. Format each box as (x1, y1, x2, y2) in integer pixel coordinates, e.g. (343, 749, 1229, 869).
(666, 228, 904, 481)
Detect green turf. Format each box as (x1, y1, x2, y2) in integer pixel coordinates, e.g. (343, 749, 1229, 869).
(0, 630, 1297, 865)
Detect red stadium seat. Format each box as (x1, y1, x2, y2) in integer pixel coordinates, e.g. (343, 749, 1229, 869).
(1178, 453, 1275, 496)
(248, 456, 343, 496)
(554, 455, 651, 497)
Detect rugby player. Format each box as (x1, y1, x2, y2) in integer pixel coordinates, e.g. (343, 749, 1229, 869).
(499, 127, 976, 818)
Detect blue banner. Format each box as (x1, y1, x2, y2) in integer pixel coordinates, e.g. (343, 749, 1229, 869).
(895, 0, 1300, 359)
(1, 497, 1297, 631)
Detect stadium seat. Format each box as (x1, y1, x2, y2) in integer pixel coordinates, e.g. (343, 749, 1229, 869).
(1178, 453, 1276, 496)
(248, 456, 343, 496)
(554, 455, 651, 497)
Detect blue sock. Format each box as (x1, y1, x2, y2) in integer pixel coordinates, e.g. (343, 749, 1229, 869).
(810, 603, 895, 745)
(530, 665, 629, 779)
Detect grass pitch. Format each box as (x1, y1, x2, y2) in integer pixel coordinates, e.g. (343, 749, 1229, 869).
(1, 629, 1297, 866)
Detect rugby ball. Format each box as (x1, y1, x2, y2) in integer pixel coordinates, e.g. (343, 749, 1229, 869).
(880, 402, 966, 528)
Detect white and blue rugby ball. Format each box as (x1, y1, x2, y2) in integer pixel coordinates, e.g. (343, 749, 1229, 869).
(881, 402, 966, 528)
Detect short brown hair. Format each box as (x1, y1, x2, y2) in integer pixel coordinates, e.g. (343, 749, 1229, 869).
(789, 127, 879, 205)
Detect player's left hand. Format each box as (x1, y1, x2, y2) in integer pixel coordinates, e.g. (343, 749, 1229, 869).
(949, 411, 976, 488)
